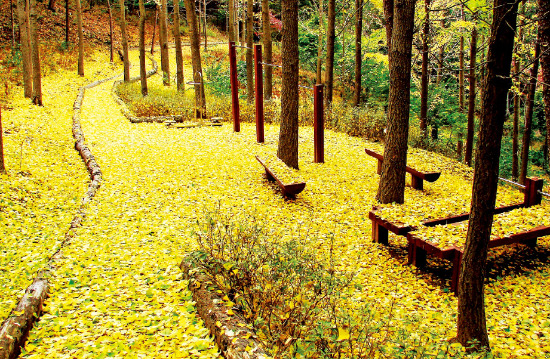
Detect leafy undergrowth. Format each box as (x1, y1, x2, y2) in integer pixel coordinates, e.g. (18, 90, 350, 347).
(0, 52, 119, 321)
(412, 205, 550, 249)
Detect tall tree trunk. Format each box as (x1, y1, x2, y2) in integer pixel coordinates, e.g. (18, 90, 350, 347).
(119, 0, 130, 81)
(376, 0, 417, 204)
(277, 0, 299, 168)
(107, 0, 113, 62)
(229, 0, 236, 41)
(519, 39, 540, 184)
(204, 0, 207, 49)
(457, 0, 519, 351)
(539, 0, 550, 170)
(316, 0, 324, 84)
(76, 0, 84, 76)
(138, 0, 147, 96)
(325, 0, 335, 103)
(465, 26, 477, 166)
(262, 0, 272, 99)
(184, 0, 206, 118)
(65, 0, 69, 44)
(512, 10, 524, 179)
(10, 0, 16, 55)
(151, 7, 158, 54)
(353, 0, 363, 107)
(0, 108, 6, 174)
(246, 0, 254, 103)
(459, 35, 464, 112)
(436, 19, 444, 85)
(29, 0, 42, 105)
(159, 0, 170, 85)
(383, 0, 394, 55)
(48, 0, 56, 11)
(174, 0, 185, 91)
(17, 0, 33, 98)
(419, 0, 430, 136)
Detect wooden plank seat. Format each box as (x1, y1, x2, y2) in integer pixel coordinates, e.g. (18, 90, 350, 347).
(255, 156, 306, 199)
(365, 148, 441, 190)
(407, 225, 550, 294)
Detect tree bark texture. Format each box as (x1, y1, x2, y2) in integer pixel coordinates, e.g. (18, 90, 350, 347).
(151, 7, 158, 54)
(353, 0, 363, 107)
(262, 0, 273, 99)
(376, 0, 416, 204)
(203, 0, 207, 49)
(246, 0, 254, 103)
(184, 0, 207, 118)
(519, 39, 540, 184)
(325, 0, 336, 103)
(119, 0, 130, 81)
(10, 0, 16, 55)
(512, 17, 524, 179)
(457, 0, 519, 350)
(159, 0, 170, 85)
(465, 26, 477, 167)
(138, 0, 147, 96)
(29, 0, 42, 105)
(316, 0, 324, 85)
(277, 0, 299, 169)
(539, 0, 550, 169)
(76, 0, 84, 76)
(419, 0, 429, 136)
(229, 0, 236, 42)
(107, 0, 113, 62)
(16, 0, 33, 98)
(383, 0, 394, 55)
(0, 108, 5, 174)
(174, 0, 185, 91)
(459, 35, 464, 112)
(436, 19, 444, 85)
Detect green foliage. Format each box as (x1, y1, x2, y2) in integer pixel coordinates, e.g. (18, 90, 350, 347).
(298, 33, 319, 70)
(205, 59, 231, 96)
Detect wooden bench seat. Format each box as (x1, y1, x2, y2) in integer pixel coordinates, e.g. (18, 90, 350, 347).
(407, 225, 550, 293)
(365, 148, 441, 190)
(255, 156, 306, 199)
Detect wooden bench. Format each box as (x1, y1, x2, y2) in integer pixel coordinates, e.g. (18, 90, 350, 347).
(255, 156, 306, 199)
(365, 148, 441, 190)
(407, 225, 550, 293)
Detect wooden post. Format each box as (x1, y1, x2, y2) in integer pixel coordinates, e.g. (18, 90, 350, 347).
(372, 220, 388, 245)
(229, 41, 240, 132)
(314, 84, 324, 163)
(524, 177, 543, 207)
(254, 44, 264, 143)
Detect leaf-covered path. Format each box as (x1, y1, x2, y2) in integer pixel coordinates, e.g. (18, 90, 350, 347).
(4, 48, 550, 358)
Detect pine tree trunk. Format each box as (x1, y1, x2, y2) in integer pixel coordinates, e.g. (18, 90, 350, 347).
(76, 0, 84, 76)
(316, 0, 324, 85)
(383, 0, 393, 55)
(277, 0, 299, 169)
(138, 0, 147, 96)
(107, 0, 113, 62)
(29, 0, 42, 105)
(512, 14, 523, 180)
(159, 0, 170, 85)
(203, 0, 207, 49)
(119, 0, 130, 81)
(16, 0, 33, 98)
(353, 0, 363, 107)
(0, 108, 6, 174)
(174, 0, 185, 91)
(465, 26, 477, 166)
(184, 0, 207, 118)
(539, 0, 550, 170)
(65, 0, 69, 44)
(325, 0, 335, 103)
(519, 39, 540, 184)
(419, 0, 429, 136)
(376, 0, 416, 204)
(151, 7, 158, 54)
(457, 0, 519, 351)
(262, 0, 272, 99)
(229, 0, 236, 41)
(459, 35, 464, 112)
(246, 0, 254, 103)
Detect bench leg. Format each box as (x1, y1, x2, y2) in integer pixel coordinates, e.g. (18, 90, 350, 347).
(451, 251, 463, 294)
(411, 175, 423, 190)
(377, 159, 383, 175)
(407, 237, 415, 265)
(525, 237, 538, 248)
(414, 246, 427, 269)
(264, 169, 275, 181)
(372, 221, 388, 245)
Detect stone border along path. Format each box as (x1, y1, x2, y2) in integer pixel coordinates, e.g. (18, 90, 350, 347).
(0, 72, 122, 359)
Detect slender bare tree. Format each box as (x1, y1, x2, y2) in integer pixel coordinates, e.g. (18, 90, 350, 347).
(465, 26, 477, 166)
(184, 0, 207, 117)
(0, 108, 6, 174)
(159, 0, 170, 85)
(76, 0, 84, 76)
(262, 0, 273, 99)
(107, 0, 114, 62)
(174, 0, 185, 91)
(29, 0, 42, 105)
(16, 0, 33, 98)
(138, 0, 147, 96)
(419, 0, 430, 136)
(119, 0, 130, 81)
(353, 0, 363, 107)
(325, 0, 335, 103)
(246, 0, 254, 103)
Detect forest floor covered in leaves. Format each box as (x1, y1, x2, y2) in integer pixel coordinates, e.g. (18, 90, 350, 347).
(1, 47, 550, 358)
